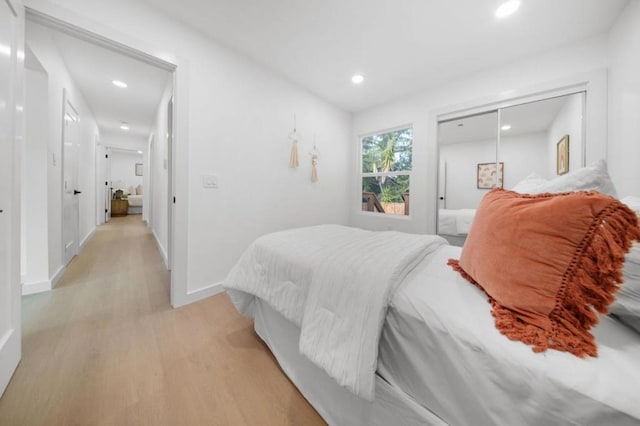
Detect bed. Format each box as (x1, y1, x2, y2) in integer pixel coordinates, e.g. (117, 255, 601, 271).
(225, 217, 640, 425)
(127, 194, 143, 215)
(437, 208, 476, 246)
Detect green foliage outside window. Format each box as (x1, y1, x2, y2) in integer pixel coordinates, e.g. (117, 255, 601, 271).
(361, 127, 412, 207)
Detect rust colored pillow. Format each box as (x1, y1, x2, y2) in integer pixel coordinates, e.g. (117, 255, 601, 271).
(448, 189, 640, 357)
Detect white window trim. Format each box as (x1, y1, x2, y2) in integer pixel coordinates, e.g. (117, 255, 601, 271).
(358, 125, 414, 218)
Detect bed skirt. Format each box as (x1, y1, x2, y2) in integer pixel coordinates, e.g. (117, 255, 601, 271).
(252, 298, 446, 426)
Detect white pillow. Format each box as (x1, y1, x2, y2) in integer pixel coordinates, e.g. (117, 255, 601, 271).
(621, 196, 640, 216)
(511, 160, 617, 197)
(510, 172, 547, 193)
(136, 184, 143, 195)
(611, 243, 640, 333)
(128, 186, 135, 195)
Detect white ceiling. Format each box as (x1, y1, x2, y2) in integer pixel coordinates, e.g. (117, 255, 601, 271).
(48, 27, 171, 141)
(439, 94, 571, 144)
(140, 0, 628, 112)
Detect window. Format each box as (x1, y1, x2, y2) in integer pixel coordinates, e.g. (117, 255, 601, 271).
(361, 127, 412, 216)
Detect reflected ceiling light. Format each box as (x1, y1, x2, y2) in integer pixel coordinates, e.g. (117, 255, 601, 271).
(137, 150, 143, 154)
(495, 0, 520, 18)
(112, 80, 128, 88)
(120, 123, 129, 130)
(501, 124, 512, 131)
(351, 74, 364, 84)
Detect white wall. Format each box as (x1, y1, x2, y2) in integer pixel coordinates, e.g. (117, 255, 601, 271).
(110, 150, 143, 190)
(547, 93, 584, 178)
(608, 0, 640, 198)
(148, 79, 171, 265)
(440, 138, 494, 210)
(26, 20, 100, 283)
(21, 65, 50, 294)
(352, 35, 609, 234)
(440, 132, 547, 210)
(24, 0, 352, 306)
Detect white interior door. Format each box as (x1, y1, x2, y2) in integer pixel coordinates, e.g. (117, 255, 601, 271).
(62, 91, 80, 265)
(105, 149, 111, 222)
(0, 0, 22, 398)
(438, 160, 447, 209)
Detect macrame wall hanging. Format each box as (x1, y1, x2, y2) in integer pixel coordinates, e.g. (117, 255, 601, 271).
(289, 113, 301, 168)
(310, 142, 319, 183)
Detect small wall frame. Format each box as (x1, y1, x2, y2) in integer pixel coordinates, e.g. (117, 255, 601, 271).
(477, 162, 504, 189)
(556, 135, 570, 175)
(135, 163, 143, 176)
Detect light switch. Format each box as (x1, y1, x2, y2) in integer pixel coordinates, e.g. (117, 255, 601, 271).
(202, 174, 218, 189)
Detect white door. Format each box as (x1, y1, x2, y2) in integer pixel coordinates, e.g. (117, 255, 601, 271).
(105, 149, 111, 222)
(438, 160, 447, 209)
(62, 91, 80, 265)
(0, 0, 22, 398)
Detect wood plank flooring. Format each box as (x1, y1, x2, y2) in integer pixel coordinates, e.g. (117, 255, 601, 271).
(0, 215, 324, 425)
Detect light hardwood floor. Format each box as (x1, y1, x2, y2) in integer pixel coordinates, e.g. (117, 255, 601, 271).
(0, 215, 324, 425)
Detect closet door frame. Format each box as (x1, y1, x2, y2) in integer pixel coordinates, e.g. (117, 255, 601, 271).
(429, 68, 606, 234)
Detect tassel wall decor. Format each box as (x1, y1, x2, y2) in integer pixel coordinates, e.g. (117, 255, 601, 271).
(289, 113, 301, 168)
(310, 144, 319, 183)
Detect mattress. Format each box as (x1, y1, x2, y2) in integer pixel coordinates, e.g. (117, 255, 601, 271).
(378, 245, 640, 425)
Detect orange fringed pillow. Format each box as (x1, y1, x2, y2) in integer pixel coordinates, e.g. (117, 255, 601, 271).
(448, 189, 640, 357)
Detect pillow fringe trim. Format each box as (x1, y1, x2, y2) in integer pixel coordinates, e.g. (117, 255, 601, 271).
(448, 202, 640, 357)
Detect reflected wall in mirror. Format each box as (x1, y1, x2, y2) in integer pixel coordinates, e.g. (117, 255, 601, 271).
(436, 92, 585, 246)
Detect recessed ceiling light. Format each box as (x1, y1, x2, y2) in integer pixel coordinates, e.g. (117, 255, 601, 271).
(495, 0, 520, 18)
(137, 150, 143, 154)
(352, 74, 364, 84)
(120, 123, 129, 130)
(112, 80, 128, 88)
(501, 124, 512, 131)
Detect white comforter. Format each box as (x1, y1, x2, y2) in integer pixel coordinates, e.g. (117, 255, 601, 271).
(224, 225, 446, 400)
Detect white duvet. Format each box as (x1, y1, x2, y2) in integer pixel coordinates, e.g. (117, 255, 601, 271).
(224, 224, 446, 400)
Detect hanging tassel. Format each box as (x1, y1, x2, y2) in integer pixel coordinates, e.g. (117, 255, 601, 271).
(311, 153, 318, 182)
(289, 113, 300, 168)
(290, 142, 299, 168)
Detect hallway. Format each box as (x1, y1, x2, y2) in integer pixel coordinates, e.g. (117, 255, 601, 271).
(0, 216, 322, 425)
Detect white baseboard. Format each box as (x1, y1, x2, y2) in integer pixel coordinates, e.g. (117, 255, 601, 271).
(171, 282, 225, 308)
(22, 279, 51, 296)
(151, 228, 168, 269)
(80, 227, 96, 250)
(0, 328, 20, 398)
(50, 265, 66, 289)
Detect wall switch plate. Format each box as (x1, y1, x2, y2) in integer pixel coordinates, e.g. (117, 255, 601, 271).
(202, 174, 218, 189)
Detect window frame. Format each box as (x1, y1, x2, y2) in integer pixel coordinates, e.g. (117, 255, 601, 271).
(358, 124, 414, 218)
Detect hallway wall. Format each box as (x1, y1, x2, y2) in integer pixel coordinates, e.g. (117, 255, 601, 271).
(26, 20, 100, 287)
(24, 0, 353, 306)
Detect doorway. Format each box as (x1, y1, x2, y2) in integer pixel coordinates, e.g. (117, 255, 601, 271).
(22, 9, 177, 293)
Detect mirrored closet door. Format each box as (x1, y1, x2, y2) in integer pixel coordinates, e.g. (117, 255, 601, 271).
(436, 92, 586, 246)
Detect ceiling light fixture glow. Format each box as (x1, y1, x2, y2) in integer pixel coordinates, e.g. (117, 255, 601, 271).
(495, 0, 520, 18)
(120, 123, 129, 130)
(501, 124, 512, 131)
(351, 74, 364, 84)
(112, 80, 128, 88)
(137, 150, 143, 154)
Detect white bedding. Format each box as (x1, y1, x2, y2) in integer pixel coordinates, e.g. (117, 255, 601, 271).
(438, 208, 476, 235)
(224, 224, 445, 400)
(379, 245, 640, 425)
(127, 194, 143, 207)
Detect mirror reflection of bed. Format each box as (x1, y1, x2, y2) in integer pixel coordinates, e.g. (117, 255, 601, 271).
(437, 93, 585, 246)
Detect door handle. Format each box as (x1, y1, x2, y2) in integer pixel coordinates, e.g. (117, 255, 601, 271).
(73, 190, 82, 195)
